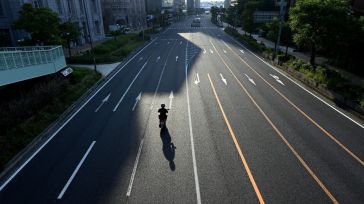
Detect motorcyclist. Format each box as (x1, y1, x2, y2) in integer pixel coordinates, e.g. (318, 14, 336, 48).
(158, 104, 168, 126)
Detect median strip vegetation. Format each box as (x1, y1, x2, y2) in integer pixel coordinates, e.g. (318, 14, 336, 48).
(0, 68, 101, 171)
(66, 30, 158, 64)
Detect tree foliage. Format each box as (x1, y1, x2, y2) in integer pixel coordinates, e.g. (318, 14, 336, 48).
(289, 0, 349, 68)
(241, 1, 260, 35)
(59, 21, 79, 44)
(13, 3, 61, 45)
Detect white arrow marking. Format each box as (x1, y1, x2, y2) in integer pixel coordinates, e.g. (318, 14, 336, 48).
(223, 49, 227, 53)
(270, 74, 285, 86)
(194, 73, 200, 85)
(203, 49, 206, 54)
(240, 49, 244, 54)
(245, 74, 256, 86)
(156, 56, 160, 62)
(210, 49, 214, 54)
(220, 73, 227, 85)
(94, 93, 110, 112)
(169, 91, 174, 109)
(176, 56, 179, 62)
(132, 92, 142, 111)
(139, 57, 143, 61)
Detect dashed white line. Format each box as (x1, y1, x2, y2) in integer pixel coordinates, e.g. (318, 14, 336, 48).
(57, 141, 96, 199)
(113, 61, 148, 112)
(126, 138, 144, 197)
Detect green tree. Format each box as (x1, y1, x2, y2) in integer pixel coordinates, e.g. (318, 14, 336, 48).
(13, 3, 61, 45)
(289, 0, 349, 69)
(266, 17, 280, 50)
(59, 21, 79, 57)
(241, 1, 260, 35)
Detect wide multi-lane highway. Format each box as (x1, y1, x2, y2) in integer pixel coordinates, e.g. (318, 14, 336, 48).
(0, 15, 363, 204)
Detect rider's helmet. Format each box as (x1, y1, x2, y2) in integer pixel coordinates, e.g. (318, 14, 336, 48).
(161, 104, 165, 108)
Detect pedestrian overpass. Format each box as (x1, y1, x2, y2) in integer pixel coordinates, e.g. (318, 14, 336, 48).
(0, 46, 67, 86)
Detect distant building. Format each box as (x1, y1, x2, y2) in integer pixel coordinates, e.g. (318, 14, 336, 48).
(0, 0, 27, 46)
(44, 0, 105, 45)
(162, 0, 173, 8)
(224, 0, 230, 8)
(0, 0, 105, 46)
(173, 0, 183, 12)
(102, 0, 146, 32)
(187, 0, 194, 13)
(195, 0, 200, 9)
(253, 11, 279, 23)
(146, 0, 162, 14)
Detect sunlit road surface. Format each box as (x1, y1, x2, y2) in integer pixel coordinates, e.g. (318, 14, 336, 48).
(0, 15, 363, 204)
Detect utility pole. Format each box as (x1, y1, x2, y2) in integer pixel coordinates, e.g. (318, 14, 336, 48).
(275, 0, 285, 55)
(82, 0, 97, 72)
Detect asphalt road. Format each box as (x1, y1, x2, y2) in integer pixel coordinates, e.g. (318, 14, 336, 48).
(0, 15, 363, 204)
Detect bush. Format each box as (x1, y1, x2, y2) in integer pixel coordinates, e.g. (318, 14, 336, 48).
(66, 33, 146, 64)
(0, 68, 101, 170)
(224, 27, 267, 52)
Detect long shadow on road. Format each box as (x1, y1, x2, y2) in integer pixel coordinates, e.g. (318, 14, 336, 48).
(160, 127, 177, 171)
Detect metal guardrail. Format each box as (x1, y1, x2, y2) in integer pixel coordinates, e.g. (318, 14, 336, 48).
(0, 46, 64, 70)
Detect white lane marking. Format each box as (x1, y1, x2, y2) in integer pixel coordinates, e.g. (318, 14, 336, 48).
(185, 41, 202, 204)
(220, 73, 227, 85)
(245, 74, 256, 86)
(113, 61, 148, 112)
(150, 41, 176, 110)
(57, 141, 96, 199)
(224, 32, 364, 128)
(223, 49, 227, 54)
(223, 40, 233, 51)
(0, 37, 158, 192)
(94, 93, 111, 112)
(240, 49, 245, 54)
(167, 41, 170, 45)
(156, 56, 160, 62)
(176, 56, 179, 62)
(132, 92, 142, 111)
(126, 138, 144, 197)
(209, 49, 214, 54)
(194, 73, 200, 85)
(169, 91, 174, 109)
(180, 41, 183, 45)
(270, 74, 285, 86)
(203, 48, 206, 54)
(138, 57, 143, 61)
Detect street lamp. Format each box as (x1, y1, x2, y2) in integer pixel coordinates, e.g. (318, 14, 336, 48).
(66, 32, 71, 57)
(275, 0, 286, 55)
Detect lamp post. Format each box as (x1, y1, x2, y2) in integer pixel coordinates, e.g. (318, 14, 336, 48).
(66, 32, 71, 57)
(275, 0, 286, 55)
(82, 0, 97, 72)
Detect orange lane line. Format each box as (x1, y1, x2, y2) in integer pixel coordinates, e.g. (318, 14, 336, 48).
(210, 40, 339, 204)
(222, 39, 364, 166)
(207, 73, 265, 204)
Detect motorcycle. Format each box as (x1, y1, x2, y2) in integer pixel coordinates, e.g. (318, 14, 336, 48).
(158, 109, 169, 129)
(159, 117, 167, 129)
